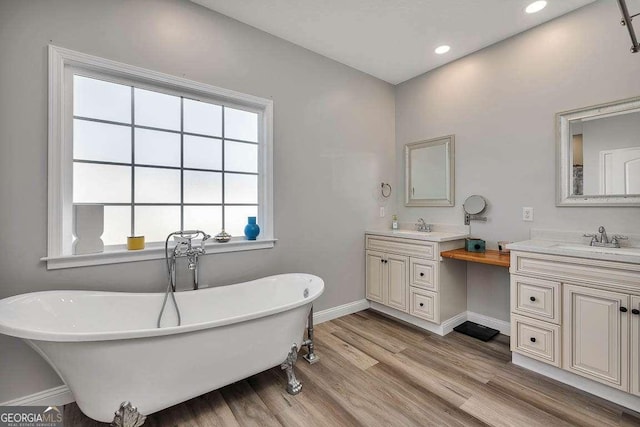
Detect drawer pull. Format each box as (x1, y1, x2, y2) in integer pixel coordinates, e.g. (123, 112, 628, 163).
(621, 307, 628, 313)
(530, 337, 536, 343)
(529, 296, 536, 302)
(419, 303, 424, 307)
(419, 272, 425, 277)
(633, 309, 640, 315)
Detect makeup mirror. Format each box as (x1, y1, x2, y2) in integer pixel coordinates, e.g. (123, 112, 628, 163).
(463, 195, 487, 225)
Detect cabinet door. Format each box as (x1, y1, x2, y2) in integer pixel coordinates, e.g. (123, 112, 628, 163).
(386, 254, 409, 312)
(631, 295, 640, 396)
(563, 284, 629, 391)
(365, 251, 385, 303)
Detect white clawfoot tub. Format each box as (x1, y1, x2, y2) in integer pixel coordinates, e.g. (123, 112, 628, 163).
(0, 273, 324, 423)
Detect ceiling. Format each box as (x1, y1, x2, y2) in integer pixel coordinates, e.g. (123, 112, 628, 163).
(191, 0, 596, 84)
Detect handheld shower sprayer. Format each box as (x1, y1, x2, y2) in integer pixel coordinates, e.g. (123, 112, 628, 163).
(157, 229, 211, 328)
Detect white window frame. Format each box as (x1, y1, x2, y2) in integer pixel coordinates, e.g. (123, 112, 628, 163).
(44, 45, 274, 269)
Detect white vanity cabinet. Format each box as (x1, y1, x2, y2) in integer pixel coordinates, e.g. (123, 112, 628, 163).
(632, 295, 640, 396)
(365, 232, 467, 332)
(509, 248, 640, 396)
(563, 284, 629, 390)
(365, 250, 408, 311)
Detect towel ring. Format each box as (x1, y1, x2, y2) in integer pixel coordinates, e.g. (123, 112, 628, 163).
(380, 182, 392, 198)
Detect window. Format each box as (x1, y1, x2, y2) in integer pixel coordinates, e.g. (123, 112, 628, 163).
(46, 46, 274, 269)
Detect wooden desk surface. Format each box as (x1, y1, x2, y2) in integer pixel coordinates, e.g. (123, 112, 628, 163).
(440, 248, 510, 268)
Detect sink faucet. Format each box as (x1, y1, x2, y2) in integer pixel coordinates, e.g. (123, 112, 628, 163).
(584, 226, 628, 248)
(416, 218, 432, 232)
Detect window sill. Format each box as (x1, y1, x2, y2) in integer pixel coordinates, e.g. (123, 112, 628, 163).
(41, 238, 277, 270)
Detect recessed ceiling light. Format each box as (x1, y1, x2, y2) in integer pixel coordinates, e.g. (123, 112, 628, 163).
(525, 1, 547, 14)
(435, 45, 450, 55)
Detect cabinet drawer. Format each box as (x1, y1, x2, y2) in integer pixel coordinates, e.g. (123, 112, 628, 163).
(511, 275, 561, 324)
(410, 258, 438, 291)
(366, 235, 435, 260)
(409, 287, 439, 324)
(511, 251, 640, 291)
(511, 314, 561, 367)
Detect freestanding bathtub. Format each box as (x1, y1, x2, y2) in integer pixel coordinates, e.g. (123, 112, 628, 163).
(0, 273, 324, 423)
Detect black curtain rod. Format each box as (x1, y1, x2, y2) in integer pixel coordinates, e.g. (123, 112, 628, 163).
(617, 0, 639, 53)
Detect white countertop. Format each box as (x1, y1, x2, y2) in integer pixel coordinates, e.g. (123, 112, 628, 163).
(366, 229, 469, 242)
(507, 239, 640, 265)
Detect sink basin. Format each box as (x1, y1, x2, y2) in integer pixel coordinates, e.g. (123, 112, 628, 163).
(366, 229, 469, 242)
(552, 244, 640, 257)
(391, 230, 432, 235)
(391, 230, 447, 238)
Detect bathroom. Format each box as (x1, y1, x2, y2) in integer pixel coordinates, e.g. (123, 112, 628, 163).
(0, 0, 639, 425)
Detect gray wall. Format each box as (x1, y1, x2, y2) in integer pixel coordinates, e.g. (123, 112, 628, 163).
(0, 0, 396, 402)
(395, 0, 640, 322)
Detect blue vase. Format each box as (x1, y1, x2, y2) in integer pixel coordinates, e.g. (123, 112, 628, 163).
(244, 216, 260, 240)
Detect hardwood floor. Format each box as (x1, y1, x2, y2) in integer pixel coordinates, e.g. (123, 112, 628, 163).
(64, 310, 640, 426)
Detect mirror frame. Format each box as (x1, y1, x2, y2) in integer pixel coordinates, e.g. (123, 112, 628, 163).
(405, 135, 455, 207)
(556, 95, 640, 207)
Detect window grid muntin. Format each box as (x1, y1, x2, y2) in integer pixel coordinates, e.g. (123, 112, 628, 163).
(180, 93, 184, 231)
(71, 77, 260, 243)
(130, 86, 135, 235)
(72, 115, 259, 145)
(221, 104, 226, 228)
(73, 158, 259, 176)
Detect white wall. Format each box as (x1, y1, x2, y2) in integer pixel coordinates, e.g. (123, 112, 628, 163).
(0, 0, 396, 402)
(395, 0, 640, 322)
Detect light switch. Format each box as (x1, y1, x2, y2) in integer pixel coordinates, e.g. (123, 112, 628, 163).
(379, 207, 385, 217)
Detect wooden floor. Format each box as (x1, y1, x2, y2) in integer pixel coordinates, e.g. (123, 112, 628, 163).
(65, 310, 640, 426)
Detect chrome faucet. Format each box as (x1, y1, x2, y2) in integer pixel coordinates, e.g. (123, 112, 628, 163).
(584, 226, 628, 248)
(158, 230, 211, 328)
(168, 230, 211, 290)
(416, 218, 432, 232)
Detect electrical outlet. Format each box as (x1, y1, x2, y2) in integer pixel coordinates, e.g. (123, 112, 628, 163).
(522, 207, 534, 222)
(379, 207, 385, 217)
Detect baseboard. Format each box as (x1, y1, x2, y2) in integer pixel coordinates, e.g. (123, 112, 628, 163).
(369, 302, 467, 336)
(366, 303, 509, 337)
(1, 385, 74, 407)
(512, 353, 640, 413)
(467, 311, 511, 336)
(313, 299, 370, 324)
(441, 311, 468, 335)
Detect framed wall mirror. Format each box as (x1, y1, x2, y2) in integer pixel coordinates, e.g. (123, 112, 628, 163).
(405, 135, 455, 207)
(557, 96, 640, 206)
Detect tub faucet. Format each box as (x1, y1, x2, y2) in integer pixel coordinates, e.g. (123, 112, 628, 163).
(158, 230, 211, 328)
(168, 230, 211, 290)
